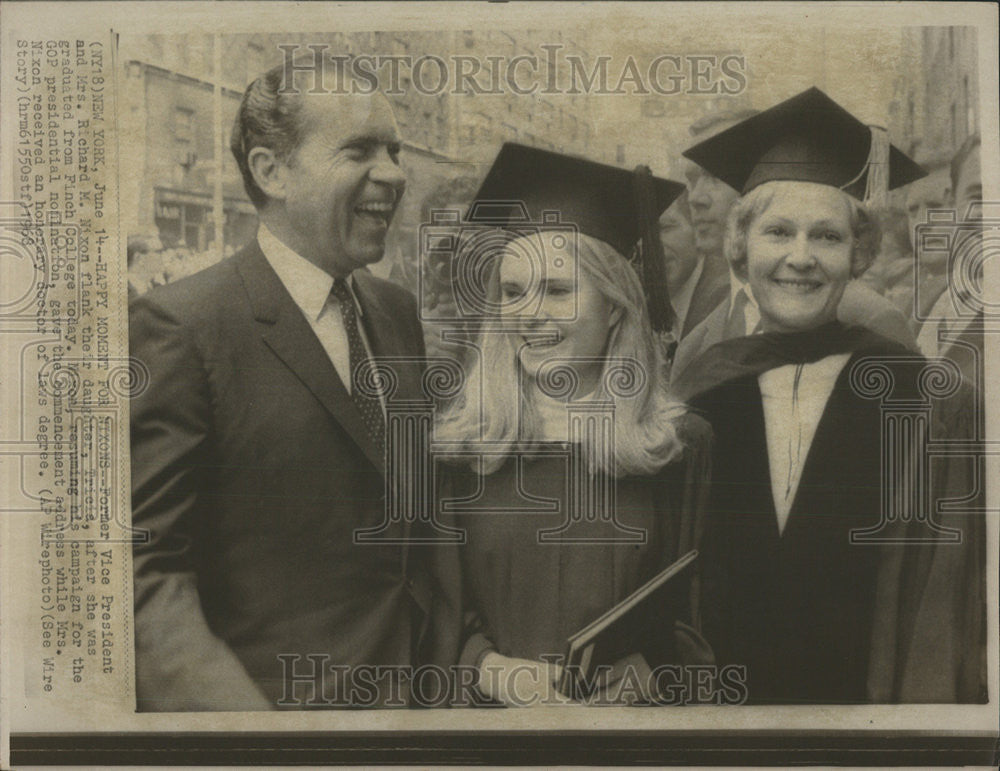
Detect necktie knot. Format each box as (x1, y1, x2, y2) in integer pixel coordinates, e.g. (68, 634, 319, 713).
(331, 277, 353, 304)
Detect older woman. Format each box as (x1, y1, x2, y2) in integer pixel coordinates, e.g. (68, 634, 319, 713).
(432, 144, 712, 706)
(674, 88, 985, 704)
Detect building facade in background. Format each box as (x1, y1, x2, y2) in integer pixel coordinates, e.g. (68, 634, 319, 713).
(122, 30, 603, 286)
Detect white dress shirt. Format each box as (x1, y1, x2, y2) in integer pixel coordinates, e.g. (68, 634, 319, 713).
(759, 353, 851, 534)
(257, 225, 380, 402)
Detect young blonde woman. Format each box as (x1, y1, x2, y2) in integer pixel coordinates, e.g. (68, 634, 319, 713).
(432, 145, 712, 706)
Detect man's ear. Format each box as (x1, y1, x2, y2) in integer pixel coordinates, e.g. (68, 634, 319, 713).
(248, 146, 286, 202)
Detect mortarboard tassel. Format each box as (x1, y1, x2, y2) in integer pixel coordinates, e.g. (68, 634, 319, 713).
(632, 165, 675, 334)
(841, 125, 890, 209)
(863, 126, 890, 209)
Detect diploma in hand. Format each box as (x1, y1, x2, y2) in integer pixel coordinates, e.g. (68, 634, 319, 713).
(558, 550, 699, 699)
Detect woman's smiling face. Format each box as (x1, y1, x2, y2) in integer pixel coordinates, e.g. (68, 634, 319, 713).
(745, 181, 855, 333)
(498, 234, 617, 393)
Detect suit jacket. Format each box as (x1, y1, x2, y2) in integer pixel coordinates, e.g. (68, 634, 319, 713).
(679, 261, 729, 340)
(130, 240, 433, 710)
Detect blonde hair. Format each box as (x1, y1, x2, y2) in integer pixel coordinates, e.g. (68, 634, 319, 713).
(435, 233, 689, 477)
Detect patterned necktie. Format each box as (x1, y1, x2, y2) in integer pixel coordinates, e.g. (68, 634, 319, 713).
(331, 278, 385, 457)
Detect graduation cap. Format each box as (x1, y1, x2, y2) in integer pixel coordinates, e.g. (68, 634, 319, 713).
(682, 87, 926, 207)
(469, 143, 684, 257)
(468, 143, 685, 331)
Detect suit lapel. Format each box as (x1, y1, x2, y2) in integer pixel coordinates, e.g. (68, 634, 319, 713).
(236, 243, 385, 473)
(682, 269, 728, 338)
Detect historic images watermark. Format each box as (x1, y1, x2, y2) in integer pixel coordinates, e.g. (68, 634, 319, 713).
(275, 43, 748, 97)
(274, 658, 749, 707)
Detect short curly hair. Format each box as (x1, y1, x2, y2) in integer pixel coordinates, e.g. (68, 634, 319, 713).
(723, 183, 881, 279)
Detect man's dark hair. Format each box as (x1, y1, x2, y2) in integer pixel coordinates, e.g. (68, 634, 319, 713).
(950, 132, 981, 195)
(230, 60, 312, 208)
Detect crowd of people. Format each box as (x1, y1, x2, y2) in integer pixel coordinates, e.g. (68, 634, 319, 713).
(129, 57, 987, 711)
(127, 236, 239, 299)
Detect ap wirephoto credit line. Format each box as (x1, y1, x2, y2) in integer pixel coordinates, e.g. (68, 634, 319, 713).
(0, 2, 997, 767)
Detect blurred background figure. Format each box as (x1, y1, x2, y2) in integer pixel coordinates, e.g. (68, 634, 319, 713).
(657, 191, 728, 347)
(914, 134, 982, 383)
(413, 173, 481, 363)
(860, 207, 914, 311)
(904, 163, 954, 323)
(126, 232, 166, 298)
(684, 110, 759, 306)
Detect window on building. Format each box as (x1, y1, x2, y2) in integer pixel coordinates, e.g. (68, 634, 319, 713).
(174, 107, 195, 143)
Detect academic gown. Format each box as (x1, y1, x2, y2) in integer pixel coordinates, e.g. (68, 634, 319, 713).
(430, 414, 713, 677)
(687, 329, 986, 704)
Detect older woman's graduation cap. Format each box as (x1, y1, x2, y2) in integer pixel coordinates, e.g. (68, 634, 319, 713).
(469, 143, 686, 331)
(682, 87, 926, 206)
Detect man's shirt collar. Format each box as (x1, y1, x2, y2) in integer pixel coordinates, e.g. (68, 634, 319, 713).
(727, 271, 759, 316)
(257, 224, 363, 321)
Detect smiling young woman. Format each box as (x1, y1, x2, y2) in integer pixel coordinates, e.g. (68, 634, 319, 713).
(430, 145, 714, 706)
(675, 88, 986, 705)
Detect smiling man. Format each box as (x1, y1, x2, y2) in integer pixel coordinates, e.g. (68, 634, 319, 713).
(130, 58, 433, 710)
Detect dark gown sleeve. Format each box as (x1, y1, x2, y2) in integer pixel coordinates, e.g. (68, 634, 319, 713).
(427, 464, 500, 702)
(671, 412, 714, 557)
(901, 381, 986, 703)
(663, 411, 715, 645)
(867, 380, 988, 703)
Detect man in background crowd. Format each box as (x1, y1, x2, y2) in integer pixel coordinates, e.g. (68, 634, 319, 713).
(657, 190, 728, 345)
(915, 134, 982, 386)
(683, 111, 757, 296)
(898, 162, 954, 320)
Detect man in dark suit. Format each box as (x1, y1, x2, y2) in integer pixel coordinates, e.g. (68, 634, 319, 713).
(130, 59, 433, 710)
(657, 191, 728, 342)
